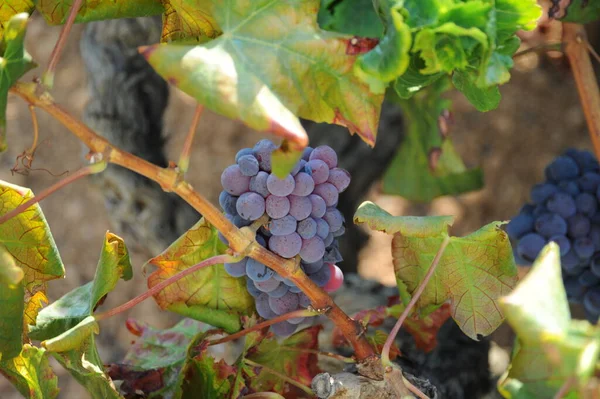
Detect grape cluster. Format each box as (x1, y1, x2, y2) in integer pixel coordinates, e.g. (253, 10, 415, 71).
(507, 148, 600, 323)
(219, 139, 347, 336)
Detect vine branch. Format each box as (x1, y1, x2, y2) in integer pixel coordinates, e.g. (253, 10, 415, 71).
(9, 81, 376, 361)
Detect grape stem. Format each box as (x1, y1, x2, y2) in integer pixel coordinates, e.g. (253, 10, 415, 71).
(9, 81, 377, 362)
(280, 347, 355, 363)
(381, 235, 450, 367)
(563, 23, 600, 161)
(243, 358, 314, 396)
(94, 254, 233, 321)
(208, 308, 318, 347)
(553, 376, 576, 399)
(178, 104, 204, 174)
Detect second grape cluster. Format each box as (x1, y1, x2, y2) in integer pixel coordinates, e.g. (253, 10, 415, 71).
(219, 139, 347, 336)
(507, 148, 600, 322)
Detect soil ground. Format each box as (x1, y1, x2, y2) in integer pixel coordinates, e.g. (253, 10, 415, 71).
(0, 13, 593, 398)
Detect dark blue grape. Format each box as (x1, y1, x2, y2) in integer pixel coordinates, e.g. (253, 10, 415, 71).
(530, 183, 558, 204)
(219, 191, 238, 216)
(578, 270, 600, 288)
(547, 193, 576, 219)
(302, 259, 324, 274)
(583, 287, 600, 321)
(237, 154, 260, 176)
(545, 155, 580, 181)
(574, 237, 595, 259)
(520, 204, 535, 215)
(561, 250, 585, 275)
(235, 148, 254, 162)
(246, 259, 275, 282)
(247, 278, 262, 298)
(532, 205, 548, 217)
(566, 148, 599, 173)
(575, 192, 598, 216)
(591, 254, 600, 278)
(506, 213, 534, 240)
(309, 263, 332, 287)
(563, 276, 585, 303)
(534, 213, 567, 237)
(567, 213, 591, 238)
(225, 258, 247, 277)
(557, 180, 580, 197)
(579, 172, 600, 193)
(549, 235, 571, 256)
(268, 283, 289, 298)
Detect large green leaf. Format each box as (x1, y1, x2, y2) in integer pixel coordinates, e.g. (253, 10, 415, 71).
(30, 232, 132, 341)
(549, 0, 600, 24)
(317, 0, 384, 38)
(142, 0, 384, 156)
(36, 0, 165, 24)
(0, 13, 36, 152)
(499, 243, 600, 398)
(452, 69, 501, 112)
(383, 80, 484, 202)
(354, 201, 518, 340)
(146, 217, 254, 333)
(0, 182, 64, 360)
(0, 345, 59, 399)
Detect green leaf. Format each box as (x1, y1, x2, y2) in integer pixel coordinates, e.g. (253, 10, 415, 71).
(452, 69, 501, 112)
(0, 1, 34, 39)
(498, 243, 600, 398)
(317, 0, 384, 37)
(0, 246, 24, 285)
(36, 0, 165, 25)
(0, 182, 64, 360)
(142, 0, 384, 155)
(383, 80, 484, 201)
(30, 232, 132, 341)
(354, 201, 518, 340)
(1, 13, 36, 152)
(0, 344, 59, 399)
(160, 0, 221, 43)
(42, 316, 99, 353)
(495, 0, 542, 42)
(549, 0, 600, 24)
(393, 55, 444, 99)
(146, 217, 254, 333)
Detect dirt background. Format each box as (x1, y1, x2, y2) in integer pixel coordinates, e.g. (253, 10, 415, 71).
(0, 12, 594, 398)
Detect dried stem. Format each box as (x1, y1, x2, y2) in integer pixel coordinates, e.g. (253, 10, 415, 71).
(178, 104, 204, 174)
(0, 161, 106, 225)
(563, 23, 600, 161)
(244, 358, 314, 396)
(9, 82, 376, 361)
(381, 236, 450, 366)
(95, 254, 232, 321)
(43, 0, 84, 88)
(208, 309, 318, 346)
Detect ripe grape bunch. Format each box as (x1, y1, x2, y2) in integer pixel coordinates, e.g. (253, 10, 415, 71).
(507, 148, 600, 323)
(219, 139, 348, 336)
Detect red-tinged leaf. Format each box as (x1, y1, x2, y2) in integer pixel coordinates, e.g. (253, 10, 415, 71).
(106, 364, 164, 396)
(388, 302, 452, 352)
(142, 0, 384, 159)
(146, 217, 254, 333)
(368, 330, 400, 361)
(0, 344, 59, 399)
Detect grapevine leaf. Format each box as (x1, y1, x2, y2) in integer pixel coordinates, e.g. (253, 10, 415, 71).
(387, 301, 452, 352)
(0, 344, 59, 399)
(1, 13, 36, 152)
(498, 243, 600, 398)
(36, 0, 165, 25)
(0, 1, 34, 39)
(29, 232, 132, 341)
(452, 69, 501, 112)
(0, 182, 64, 359)
(354, 201, 518, 340)
(160, 0, 221, 43)
(0, 246, 24, 285)
(393, 55, 444, 99)
(383, 81, 484, 201)
(42, 315, 99, 353)
(317, 0, 384, 38)
(549, 0, 600, 24)
(354, 0, 411, 92)
(146, 217, 254, 333)
(141, 0, 384, 161)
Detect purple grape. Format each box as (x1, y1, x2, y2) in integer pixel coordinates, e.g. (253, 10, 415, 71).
(291, 172, 315, 196)
(231, 214, 252, 227)
(575, 192, 598, 216)
(561, 250, 584, 275)
(221, 165, 251, 195)
(323, 208, 344, 232)
(288, 317, 305, 325)
(583, 287, 600, 319)
(256, 293, 277, 319)
(310, 263, 332, 287)
(265, 195, 290, 219)
(289, 195, 312, 221)
(323, 232, 334, 247)
(219, 191, 238, 216)
(225, 258, 247, 277)
(297, 217, 317, 239)
(235, 148, 254, 162)
(567, 213, 591, 238)
(236, 192, 266, 221)
(254, 277, 281, 293)
(305, 159, 329, 184)
(253, 139, 277, 172)
(549, 235, 570, 256)
(298, 293, 311, 308)
(302, 259, 324, 274)
(520, 204, 535, 215)
(534, 213, 567, 238)
(332, 225, 345, 237)
(591, 253, 600, 277)
(249, 171, 270, 197)
(578, 270, 600, 288)
(530, 183, 558, 204)
(268, 292, 299, 315)
(291, 159, 306, 176)
(327, 168, 351, 193)
(268, 233, 302, 258)
(313, 183, 339, 207)
(591, 226, 600, 252)
(547, 193, 576, 219)
(574, 237, 594, 259)
(309, 145, 338, 168)
(289, 285, 302, 293)
(247, 278, 262, 298)
(300, 236, 325, 263)
(246, 258, 275, 282)
(271, 321, 297, 336)
(267, 173, 295, 196)
(324, 246, 343, 263)
(579, 172, 600, 193)
(302, 147, 313, 161)
(545, 155, 580, 181)
(557, 180, 580, 197)
(309, 194, 327, 218)
(566, 149, 599, 172)
(517, 233, 546, 261)
(268, 283, 289, 298)
(268, 215, 297, 236)
(237, 154, 259, 176)
(564, 276, 585, 303)
(533, 205, 548, 217)
(315, 218, 330, 239)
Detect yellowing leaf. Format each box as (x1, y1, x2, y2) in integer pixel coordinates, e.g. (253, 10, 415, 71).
(0, 344, 59, 399)
(161, 0, 221, 43)
(146, 217, 254, 333)
(0, 1, 34, 39)
(142, 0, 384, 155)
(0, 181, 64, 359)
(354, 201, 518, 340)
(36, 0, 165, 25)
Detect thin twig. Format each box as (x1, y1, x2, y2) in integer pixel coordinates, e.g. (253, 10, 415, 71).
(513, 42, 563, 59)
(94, 254, 232, 320)
(554, 376, 576, 399)
(403, 376, 429, 399)
(243, 358, 314, 396)
(381, 236, 450, 366)
(280, 347, 355, 363)
(0, 162, 106, 225)
(586, 41, 600, 65)
(27, 105, 39, 155)
(178, 104, 204, 174)
(43, 0, 84, 88)
(208, 308, 317, 346)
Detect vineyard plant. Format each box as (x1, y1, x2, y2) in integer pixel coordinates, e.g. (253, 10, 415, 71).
(1, 0, 600, 398)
